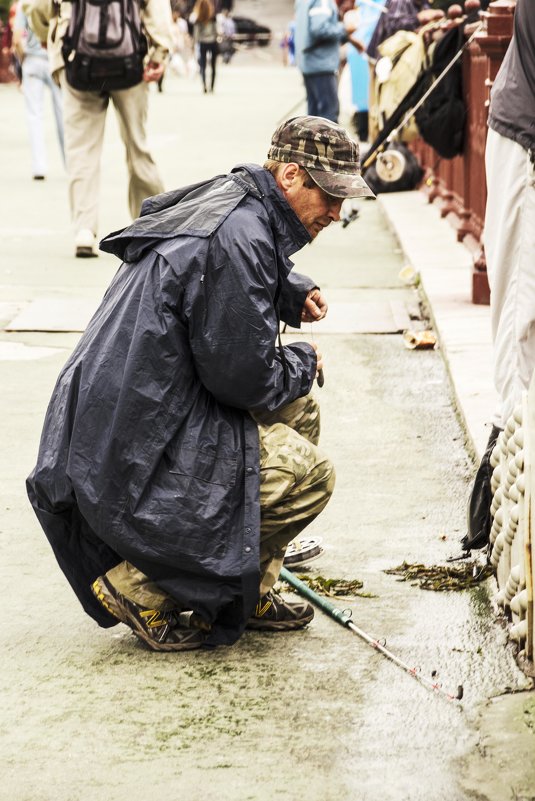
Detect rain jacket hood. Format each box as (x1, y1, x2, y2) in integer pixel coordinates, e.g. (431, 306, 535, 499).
(27, 164, 318, 646)
(101, 165, 310, 263)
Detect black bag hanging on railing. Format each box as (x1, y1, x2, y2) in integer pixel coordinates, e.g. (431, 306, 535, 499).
(414, 23, 467, 159)
(461, 425, 502, 552)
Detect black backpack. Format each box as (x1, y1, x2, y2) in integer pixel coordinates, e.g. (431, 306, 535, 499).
(414, 24, 467, 159)
(62, 0, 148, 92)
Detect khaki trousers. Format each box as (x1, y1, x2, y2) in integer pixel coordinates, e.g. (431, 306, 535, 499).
(105, 394, 335, 610)
(60, 72, 164, 235)
(485, 129, 535, 428)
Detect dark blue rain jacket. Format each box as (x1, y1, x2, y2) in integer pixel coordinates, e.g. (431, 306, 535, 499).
(27, 164, 318, 646)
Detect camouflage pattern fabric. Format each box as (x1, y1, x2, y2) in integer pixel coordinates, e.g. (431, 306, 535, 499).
(252, 394, 335, 595)
(105, 560, 180, 611)
(106, 394, 335, 609)
(267, 115, 375, 199)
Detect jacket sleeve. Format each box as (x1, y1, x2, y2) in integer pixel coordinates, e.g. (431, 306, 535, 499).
(142, 0, 173, 63)
(279, 270, 317, 328)
(308, 0, 347, 46)
(186, 218, 317, 413)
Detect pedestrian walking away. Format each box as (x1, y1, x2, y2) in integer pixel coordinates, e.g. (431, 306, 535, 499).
(464, 0, 535, 553)
(27, 115, 375, 653)
(12, 4, 64, 180)
(294, 0, 358, 123)
(190, 0, 218, 93)
(22, 0, 173, 258)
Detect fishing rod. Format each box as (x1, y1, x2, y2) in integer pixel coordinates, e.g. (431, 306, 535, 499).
(280, 567, 464, 702)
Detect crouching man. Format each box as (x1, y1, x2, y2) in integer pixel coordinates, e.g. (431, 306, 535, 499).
(27, 115, 374, 651)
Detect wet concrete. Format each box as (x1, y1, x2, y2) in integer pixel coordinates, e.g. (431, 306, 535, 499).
(1, 6, 534, 798)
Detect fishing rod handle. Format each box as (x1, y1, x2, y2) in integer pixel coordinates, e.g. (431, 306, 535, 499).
(279, 567, 352, 625)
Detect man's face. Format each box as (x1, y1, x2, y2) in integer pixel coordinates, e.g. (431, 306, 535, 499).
(283, 168, 344, 240)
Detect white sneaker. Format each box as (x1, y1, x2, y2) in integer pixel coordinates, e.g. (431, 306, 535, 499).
(75, 228, 98, 258)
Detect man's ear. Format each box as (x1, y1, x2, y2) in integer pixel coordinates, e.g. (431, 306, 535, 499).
(277, 162, 301, 192)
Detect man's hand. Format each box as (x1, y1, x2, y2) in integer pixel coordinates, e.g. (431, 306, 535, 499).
(301, 288, 328, 323)
(143, 61, 165, 82)
(343, 8, 359, 36)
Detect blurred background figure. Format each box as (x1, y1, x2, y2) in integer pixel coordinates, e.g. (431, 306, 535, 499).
(294, 0, 357, 123)
(280, 19, 295, 67)
(12, 2, 64, 180)
(24, 0, 172, 257)
(345, 0, 384, 143)
(168, 8, 196, 79)
(190, 0, 218, 93)
(217, 6, 236, 64)
(367, 0, 443, 58)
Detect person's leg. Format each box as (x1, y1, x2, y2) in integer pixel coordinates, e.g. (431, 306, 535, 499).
(255, 399, 334, 596)
(111, 82, 164, 219)
(198, 42, 208, 92)
(252, 393, 320, 446)
(21, 56, 47, 177)
(209, 42, 217, 91)
(45, 68, 65, 163)
(60, 71, 108, 244)
(91, 566, 205, 650)
(96, 394, 329, 609)
(303, 73, 318, 116)
(485, 129, 535, 428)
(464, 131, 535, 555)
(314, 73, 339, 123)
(103, 561, 177, 610)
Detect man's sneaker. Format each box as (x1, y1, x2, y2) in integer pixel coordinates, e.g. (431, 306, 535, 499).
(246, 590, 314, 631)
(91, 575, 205, 651)
(75, 228, 98, 258)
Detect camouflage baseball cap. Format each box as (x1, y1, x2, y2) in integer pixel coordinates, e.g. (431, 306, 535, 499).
(267, 115, 375, 199)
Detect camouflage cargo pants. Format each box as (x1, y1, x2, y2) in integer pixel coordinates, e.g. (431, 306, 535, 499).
(105, 394, 335, 609)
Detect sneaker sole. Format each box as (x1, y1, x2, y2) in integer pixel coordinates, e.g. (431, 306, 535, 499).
(130, 629, 204, 652)
(246, 611, 314, 632)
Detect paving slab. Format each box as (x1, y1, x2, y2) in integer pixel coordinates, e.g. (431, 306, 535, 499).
(6, 298, 99, 332)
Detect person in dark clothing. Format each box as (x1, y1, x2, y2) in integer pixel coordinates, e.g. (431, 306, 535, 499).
(27, 115, 375, 652)
(464, 0, 535, 552)
(367, 0, 443, 60)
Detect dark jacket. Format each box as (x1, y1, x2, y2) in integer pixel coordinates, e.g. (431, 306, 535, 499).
(488, 0, 535, 154)
(27, 164, 317, 646)
(367, 0, 425, 60)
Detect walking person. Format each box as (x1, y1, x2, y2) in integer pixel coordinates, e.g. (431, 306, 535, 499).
(294, 0, 358, 123)
(464, 0, 535, 553)
(12, 4, 64, 180)
(190, 0, 218, 93)
(27, 115, 375, 652)
(23, 0, 173, 258)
